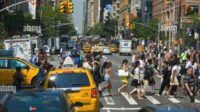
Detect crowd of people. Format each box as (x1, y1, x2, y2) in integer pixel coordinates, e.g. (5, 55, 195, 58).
(12, 44, 200, 103)
(118, 46, 200, 102)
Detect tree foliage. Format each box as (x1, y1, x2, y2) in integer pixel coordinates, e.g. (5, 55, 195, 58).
(90, 17, 118, 38)
(131, 17, 158, 40)
(40, 5, 77, 37)
(0, 22, 7, 39)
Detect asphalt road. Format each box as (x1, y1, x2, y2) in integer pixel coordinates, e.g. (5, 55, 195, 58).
(99, 53, 200, 112)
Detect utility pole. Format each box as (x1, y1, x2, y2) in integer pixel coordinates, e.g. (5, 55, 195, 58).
(128, 0, 131, 39)
(177, 0, 182, 55)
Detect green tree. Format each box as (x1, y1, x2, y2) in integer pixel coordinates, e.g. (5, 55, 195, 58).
(90, 17, 118, 38)
(131, 17, 158, 40)
(190, 13, 200, 24)
(40, 5, 77, 37)
(0, 22, 7, 40)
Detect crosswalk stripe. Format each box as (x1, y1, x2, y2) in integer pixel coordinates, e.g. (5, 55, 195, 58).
(102, 92, 115, 105)
(104, 97, 115, 105)
(195, 99, 200, 103)
(168, 97, 180, 103)
(145, 96, 161, 104)
(121, 92, 138, 105)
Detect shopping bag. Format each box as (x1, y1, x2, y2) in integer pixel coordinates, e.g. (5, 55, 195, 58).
(118, 69, 129, 77)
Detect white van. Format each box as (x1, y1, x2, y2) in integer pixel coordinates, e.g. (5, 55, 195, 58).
(119, 40, 132, 55)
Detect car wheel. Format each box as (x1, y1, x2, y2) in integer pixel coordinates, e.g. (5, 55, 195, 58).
(31, 77, 39, 87)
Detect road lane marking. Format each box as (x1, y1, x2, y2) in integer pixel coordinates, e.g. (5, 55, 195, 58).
(195, 99, 200, 103)
(0, 93, 9, 103)
(104, 97, 115, 105)
(106, 109, 111, 112)
(101, 107, 141, 110)
(121, 92, 138, 105)
(103, 92, 115, 105)
(145, 96, 161, 104)
(168, 97, 180, 103)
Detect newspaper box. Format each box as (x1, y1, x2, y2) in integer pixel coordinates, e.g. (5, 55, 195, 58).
(118, 69, 129, 77)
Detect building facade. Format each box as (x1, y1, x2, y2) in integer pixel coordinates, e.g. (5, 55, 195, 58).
(153, 0, 200, 48)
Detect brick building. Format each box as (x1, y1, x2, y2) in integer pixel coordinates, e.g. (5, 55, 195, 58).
(153, 0, 200, 48)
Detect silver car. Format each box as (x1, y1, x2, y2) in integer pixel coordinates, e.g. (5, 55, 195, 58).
(103, 46, 112, 55)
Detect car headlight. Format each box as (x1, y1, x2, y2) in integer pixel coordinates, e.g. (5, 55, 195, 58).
(50, 76, 56, 81)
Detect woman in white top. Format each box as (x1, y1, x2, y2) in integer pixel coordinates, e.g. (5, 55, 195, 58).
(129, 61, 144, 99)
(100, 62, 113, 96)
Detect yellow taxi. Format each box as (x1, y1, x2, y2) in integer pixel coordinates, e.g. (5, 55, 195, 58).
(97, 42, 104, 52)
(82, 43, 91, 53)
(90, 45, 101, 55)
(109, 44, 119, 53)
(44, 68, 100, 112)
(0, 57, 39, 85)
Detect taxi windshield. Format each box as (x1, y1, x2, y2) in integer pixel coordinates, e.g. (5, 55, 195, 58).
(48, 73, 90, 88)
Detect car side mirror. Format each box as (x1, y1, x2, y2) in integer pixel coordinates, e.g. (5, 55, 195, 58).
(72, 102, 83, 107)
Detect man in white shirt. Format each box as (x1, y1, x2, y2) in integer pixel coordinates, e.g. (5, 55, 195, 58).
(185, 58, 192, 69)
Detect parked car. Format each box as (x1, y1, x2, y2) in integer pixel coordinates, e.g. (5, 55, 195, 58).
(44, 68, 100, 112)
(0, 89, 83, 112)
(109, 44, 119, 53)
(103, 46, 112, 55)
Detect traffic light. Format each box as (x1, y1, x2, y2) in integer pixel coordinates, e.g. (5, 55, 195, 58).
(67, 2, 73, 14)
(185, 5, 190, 15)
(60, 1, 68, 13)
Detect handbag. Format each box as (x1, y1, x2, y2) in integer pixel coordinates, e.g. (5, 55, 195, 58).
(118, 69, 129, 77)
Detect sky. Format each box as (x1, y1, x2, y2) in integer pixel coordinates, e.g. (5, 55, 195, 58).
(72, 0, 85, 34)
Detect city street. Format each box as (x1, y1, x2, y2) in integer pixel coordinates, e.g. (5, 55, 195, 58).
(49, 54, 200, 112)
(98, 53, 200, 112)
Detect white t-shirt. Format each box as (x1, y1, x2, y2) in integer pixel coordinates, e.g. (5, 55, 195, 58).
(134, 67, 140, 80)
(171, 65, 181, 76)
(185, 61, 192, 69)
(132, 55, 136, 63)
(83, 62, 92, 70)
(139, 60, 145, 74)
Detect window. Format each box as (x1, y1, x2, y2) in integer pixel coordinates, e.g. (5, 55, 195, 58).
(186, 5, 199, 16)
(0, 59, 9, 68)
(9, 60, 27, 69)
(48, 73, 90, 88)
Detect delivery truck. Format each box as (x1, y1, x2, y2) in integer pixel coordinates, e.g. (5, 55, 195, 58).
(119, 39, 132, 55)
(4, 39, 32, 61)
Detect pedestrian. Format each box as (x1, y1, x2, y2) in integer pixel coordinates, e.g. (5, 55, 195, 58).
(30, 53, 38, 65)
(132, 52, 136, 66)
(184, 67, 196, 103)
(37, 64, 45, 87)
(13, 67, 24, 90)
(56, 61, 63, 69)
(82, 56, 92, 71)
(92, 61, 102, 89)
(118, 59, 129, 93)
(129, 61, 144, 99)
(157, 61, 171, 96)
(167, 58, 183, 97)
(144, 59, 155, 94)
(100, 62, 113, 96)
